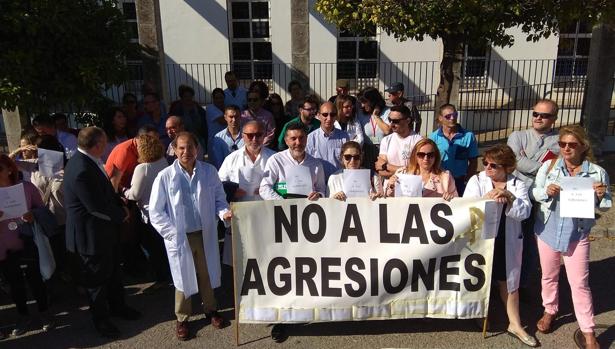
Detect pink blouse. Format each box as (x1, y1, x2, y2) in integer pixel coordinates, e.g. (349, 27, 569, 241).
(0, 181, 44, 261)
(387, 169, 459, 198)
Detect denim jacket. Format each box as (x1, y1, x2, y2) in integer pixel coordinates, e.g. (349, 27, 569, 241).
(530, 158, 611, 233)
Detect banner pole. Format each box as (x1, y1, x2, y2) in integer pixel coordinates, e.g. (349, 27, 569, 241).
(482, 317, 488, 338)
(230, 209, 240, 346)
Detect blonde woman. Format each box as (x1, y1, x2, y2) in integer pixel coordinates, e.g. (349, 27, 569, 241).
(386, 138, 457, 200)
(531, 125, 610, 349)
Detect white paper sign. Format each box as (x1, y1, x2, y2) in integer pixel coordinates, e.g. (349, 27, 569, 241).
(285, 165, 312, 196)
(343, 169, 371, 197)
(238, 166, 263, 198)
(394, 174, 423, 197)
(0, 183, 28, 221)
(37, 149, 64, 178)
(559, 177, 595, 219)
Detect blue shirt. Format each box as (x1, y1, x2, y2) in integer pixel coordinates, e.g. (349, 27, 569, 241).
(305, 127, 349, 181)
(210, 129, 245, 169)
(137, 110, 169, 144)
(429, 126, 479, 178)
(224, 86, 248, 111)
(177, 163, 202, 233)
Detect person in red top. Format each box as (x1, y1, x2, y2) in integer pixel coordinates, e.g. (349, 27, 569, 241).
(105, 125, 159, 190)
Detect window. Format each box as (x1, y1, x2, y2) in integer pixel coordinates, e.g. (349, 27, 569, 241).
(555, 21, 592, 80)
(461, 43, 490, 89)
(337, 27, 378, 80)
(229, 1, 272, 80)
(120, 1, 142, 93)
(121, 1, 139, 43)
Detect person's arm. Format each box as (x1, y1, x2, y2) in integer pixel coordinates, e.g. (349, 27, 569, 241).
(375, 155, 397, 177)
(218, 155, 232, 182)
(596, 167, 612, 211)
(259, 160, 284, 200)
(148, 173, 177, 242)
(312, 162, 326, 199)
(446, 171, 459, 197)
(373, 111, 391, 135)
(74, 170, 126, 223)
(462, 174, 481, 199)
(530, 161, 553, 203)
(263, 115, 275, 146)
(507, 132, 542, 175)
(210, 169, 231, 223)
(123, 165, 146, 202)
(504, 179, 532, 221)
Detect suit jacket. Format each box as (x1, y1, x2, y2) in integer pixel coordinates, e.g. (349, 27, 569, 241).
(64, 151, 126, 255)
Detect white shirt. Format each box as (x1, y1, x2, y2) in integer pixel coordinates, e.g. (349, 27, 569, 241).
(379, 132, 423, 167)
(219, 146, 275, 201)
(335, 118, 365, 146)
(259, 149, 326, 200)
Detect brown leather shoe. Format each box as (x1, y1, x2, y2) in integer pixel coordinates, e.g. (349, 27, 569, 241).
(176, 321, 189, 341)
(536, 312, 557, 333)
(208, 312, 225, 329)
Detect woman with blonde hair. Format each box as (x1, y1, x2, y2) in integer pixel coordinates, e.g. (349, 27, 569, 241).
(122, 134, 170, 291)
(386, 138, 457, 200)
(531, 125, 610, 349)
(463, 144, 536, 347)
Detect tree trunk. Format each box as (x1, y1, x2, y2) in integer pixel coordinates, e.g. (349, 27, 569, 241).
(2, 107, 29, 152)
(435, 35, 464, 112)
(583, 24, 615, 155)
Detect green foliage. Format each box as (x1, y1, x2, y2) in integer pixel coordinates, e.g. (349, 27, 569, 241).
(0, 0, 136, 115)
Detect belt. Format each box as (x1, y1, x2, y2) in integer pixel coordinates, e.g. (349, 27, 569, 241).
(187, 230, 202, 235)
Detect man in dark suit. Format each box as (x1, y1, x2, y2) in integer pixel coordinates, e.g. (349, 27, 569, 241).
(64, 126, 140, 338)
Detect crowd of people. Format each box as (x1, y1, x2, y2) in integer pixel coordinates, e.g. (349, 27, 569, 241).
(0, 72, 611, 349)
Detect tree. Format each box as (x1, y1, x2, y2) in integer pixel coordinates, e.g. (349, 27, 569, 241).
(315, 0, 615, 109)
(0, 0, 136, 115)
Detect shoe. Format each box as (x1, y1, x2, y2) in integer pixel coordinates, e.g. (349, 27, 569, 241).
(536, 312, 557, 333)
(207, 311, 226, 329)
(40, 313, 57, 332)
(582, 331, 600, 349)
(271, 324, 288, 343)
(110, 306, 141, 321)
(507, 327, 538, 347)
(176, 321, 189, 341)
(11, 316, 30, 337)
(94, 319, 120, 339)
(142, 281, 167, 295)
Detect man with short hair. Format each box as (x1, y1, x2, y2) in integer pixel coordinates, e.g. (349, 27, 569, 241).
(260, 123, 326, 200)
(277, 95, 321, 150)
(240, 91, 275, 146)
(166, 115, 204, 163)
(223, 71, 248, 110)
(375, 105, 423, 178)
(306, 101, 349, 181)
(52, 113, 79, 137)
(210, 105, 245, 169)
(149, 132, 232, 341)
(429, 104, 479, 195)
(385, 82, 422, 133)
(138, 92, 168, 144)
(328, 79, 357, 105)
(64, 126, 140, 338)
(32, 114, 78, 158)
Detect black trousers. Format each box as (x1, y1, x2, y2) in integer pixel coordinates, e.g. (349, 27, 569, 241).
(139, 222, 170, 282)
(71, 247, 125, 323)
(0, 238, 48, 315)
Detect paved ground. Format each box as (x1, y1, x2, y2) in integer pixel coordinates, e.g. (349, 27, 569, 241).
(1, 234, 614, 349)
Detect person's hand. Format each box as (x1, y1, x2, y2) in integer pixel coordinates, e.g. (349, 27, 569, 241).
(234, 188, 247, 199)
(442, 191, 455, 201)
(21, 211, 34, 223)
(369, 190, 383, 201)
(546, 184, 561, 198)
(332, 191, 346, 201)
(375, 157, 387, 171)
(109, 166, 123, 191)
(372, 107, 382, 118)
(307, 192, 321, 201)
(593, 182, 607, 200)
(223, 210, 233, 222)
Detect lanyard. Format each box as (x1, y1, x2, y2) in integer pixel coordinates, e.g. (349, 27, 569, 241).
(370, 117, 378, 137)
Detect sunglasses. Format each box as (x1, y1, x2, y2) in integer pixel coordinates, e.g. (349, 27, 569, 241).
(416, 152, 435, 159)
(343, 154, 361, 161)
(442, 111, 458, 120)
(244, 132, 263, 139)
(247, 98, 260, 102)
(558, 141, 579, 149)
(482, 160, 503, 170)
(532, 111, 555, 119)
(320, 112, 337, 118)
(389, 118, 407, 124)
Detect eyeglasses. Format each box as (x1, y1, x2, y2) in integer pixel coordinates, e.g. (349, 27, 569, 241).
(482, 160, 503, 170)
(532, 111, 555, 119)
(301, 106, 315, 112)
(442, 111, 458, 120)
(320, 112, 337, 118)
(244, 132, 263, 139)
(558, 141, 579, 149)
(343, 154, 361, 161)
(247, 98, 260, 102)
(389, 118, 407, 124)
(416, 152, 435, 159)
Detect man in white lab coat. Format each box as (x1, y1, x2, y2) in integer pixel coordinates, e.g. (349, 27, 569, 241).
(149, 131, 232, 341)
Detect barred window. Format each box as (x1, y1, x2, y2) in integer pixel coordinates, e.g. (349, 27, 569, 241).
(229, 1, 272, 80)
(555, 22, 591, 80)
(337, 26, 378, 80)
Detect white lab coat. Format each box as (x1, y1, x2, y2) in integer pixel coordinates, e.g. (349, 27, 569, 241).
(149, 160, 230, 297)
(463, 171, 531, 293)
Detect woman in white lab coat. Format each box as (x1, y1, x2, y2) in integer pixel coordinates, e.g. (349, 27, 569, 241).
(463, 144, 536, 347)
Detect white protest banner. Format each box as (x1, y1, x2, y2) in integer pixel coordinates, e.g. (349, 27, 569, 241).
(232, 197, 494, 324)
(559, 177, 595, 219)
(0, 183, 28, 221)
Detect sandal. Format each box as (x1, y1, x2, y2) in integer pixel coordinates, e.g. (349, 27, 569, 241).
(536, 312, 557, 334)
(507, 327, 538, 347)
